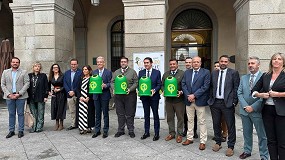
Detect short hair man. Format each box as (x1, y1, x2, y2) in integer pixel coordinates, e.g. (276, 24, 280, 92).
(181, 56, 210, 150)
(138, 57, 162, 141)
(92, 56, 112, 138)
(1, 57, 30, 138)
(64, 58, 82, 130)
(111, 56, 138, 138)
(162, 59, 185, 143)
(208, 55, 240, 156)
(237, 56, 269, 160)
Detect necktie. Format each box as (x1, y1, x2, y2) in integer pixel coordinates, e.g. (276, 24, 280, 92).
(122, 69, 126, 75)
(192, 71, 198, 86)
(171, 71, 175, 76)
(219, 70, 224, 96)
(147, 70, 150, 77)
(249, 74, 254, 90)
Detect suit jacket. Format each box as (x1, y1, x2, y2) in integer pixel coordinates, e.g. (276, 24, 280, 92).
(27, 73, 49, 103)
(208, 68, 240, 108)
(182, 68, 210, 106)
(138, 69, 162, 101)
(1, 68, 30, 99)
(63, 69, 82, 98)
(252, 71, 285, 116)
(238, 72, 263, 117)
(92, 68, 112, 101)
(162, 69, 184, 103)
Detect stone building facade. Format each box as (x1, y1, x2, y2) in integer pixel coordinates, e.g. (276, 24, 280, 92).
(0, 0, 284, 74)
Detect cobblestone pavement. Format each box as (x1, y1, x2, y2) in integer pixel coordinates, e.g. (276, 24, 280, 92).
(0, 100, 262, 160)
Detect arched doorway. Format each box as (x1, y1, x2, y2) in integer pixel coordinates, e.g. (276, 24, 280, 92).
(171, 9, 213, 70)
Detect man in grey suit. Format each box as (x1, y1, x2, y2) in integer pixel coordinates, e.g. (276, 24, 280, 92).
(237, 56, 269, 160)
(208, 55, 240, 156)
(1, 57, 30, 138)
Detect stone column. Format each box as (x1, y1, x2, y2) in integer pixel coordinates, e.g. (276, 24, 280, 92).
(10, 0, 75, 73)
(234, 0, 285, 75)
(122, 0, 166, 66)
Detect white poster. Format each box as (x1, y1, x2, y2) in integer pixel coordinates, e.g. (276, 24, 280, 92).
(133, 51, 165, 119)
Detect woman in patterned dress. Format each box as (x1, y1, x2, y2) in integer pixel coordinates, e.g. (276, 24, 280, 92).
(48, 64, 67, 131)
(77, 65, 95, 134)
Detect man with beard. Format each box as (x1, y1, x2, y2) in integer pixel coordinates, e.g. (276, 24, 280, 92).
(1, 57, 30, 138)
(111, 56, 138, 138)
(208, 55, 240, 156)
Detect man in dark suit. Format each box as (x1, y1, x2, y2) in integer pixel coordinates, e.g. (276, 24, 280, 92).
(181, 56, 210, 150)
(208, 55, 240, 157)
(64, 58, 82, 130)
(237, 56, 269, 160)
(162, 59, 184, 143)
(138, 57, 162, 141)
(92, 56, 112, 138)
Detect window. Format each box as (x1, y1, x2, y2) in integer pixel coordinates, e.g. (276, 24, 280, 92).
(111, 20, 124, 72)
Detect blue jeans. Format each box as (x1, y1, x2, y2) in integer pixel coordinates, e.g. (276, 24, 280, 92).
(29, 101, 45, 131)
(6, 99, 26, 132)
(94, 99, 110, 133)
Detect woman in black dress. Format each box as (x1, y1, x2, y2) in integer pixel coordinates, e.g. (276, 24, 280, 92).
(48, 64, 66, 131)
(77, 65, 95, 134)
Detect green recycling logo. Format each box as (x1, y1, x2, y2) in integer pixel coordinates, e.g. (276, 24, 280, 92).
(140, 83, 148, 93)
(90, 81, 97, 90)
(167, 84, 176, 94)
(121, 82, 127, 90)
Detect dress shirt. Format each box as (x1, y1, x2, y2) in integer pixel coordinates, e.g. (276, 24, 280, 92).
(216, 68, 228, 99)
(145, 68, 152, 77)
(12, 70, 18, 93)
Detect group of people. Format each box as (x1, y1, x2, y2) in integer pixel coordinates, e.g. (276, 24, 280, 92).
(1, 53, 285, 160)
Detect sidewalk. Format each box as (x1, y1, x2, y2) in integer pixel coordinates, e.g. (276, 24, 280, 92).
(0, 100, 261, 160)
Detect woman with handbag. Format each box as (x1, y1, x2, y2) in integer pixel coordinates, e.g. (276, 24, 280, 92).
(27, 62, 49, 133)
(48, 64, 67, 131)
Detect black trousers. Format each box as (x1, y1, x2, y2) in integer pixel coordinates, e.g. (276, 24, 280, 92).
(210, 99, 236, 149)
(114, 92, 137, 133)
(263, 105, 285, 160)
(184, 108, 197, 133)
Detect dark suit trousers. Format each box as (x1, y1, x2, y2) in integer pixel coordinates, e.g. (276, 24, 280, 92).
(115, 92, 137, 133)
(142, 97, 160, 135)
(263, 105, 285, 160)
(94, 98, 110, 133)
(184, 108, 197, 132)
(210, 99, 236, 149)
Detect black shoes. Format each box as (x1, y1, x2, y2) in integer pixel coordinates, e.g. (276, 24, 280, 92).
(6, 131, 15, 138)
(66, 126, 77, 131)
(141, 133, 150, 140)
(102, 132, 108, 138)
(92, 132, 101, 138)
(153, 135, 160, 141)
(114, 132, 125, 138)
(18, 131, 24, 138)
(239, 152, 251, 159)
(194, 132, 198, 139)
(129, 132, 135, 138)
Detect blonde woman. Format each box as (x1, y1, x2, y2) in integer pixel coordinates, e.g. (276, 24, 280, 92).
(252, 52, 285, 160)
(27, 62, 49, 133)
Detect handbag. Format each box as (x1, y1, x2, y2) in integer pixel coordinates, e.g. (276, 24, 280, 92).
(24, 101, 34, 128)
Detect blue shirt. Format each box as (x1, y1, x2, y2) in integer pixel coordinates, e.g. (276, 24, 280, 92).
(12, 70, 18, 93)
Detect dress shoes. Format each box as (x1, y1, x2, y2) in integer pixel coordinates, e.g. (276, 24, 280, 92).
(239, 152, 251, 159)
(194, 132, 198, 139)
(176, 135, 183, 143)
(212, 144, 222, 152)
(102, 132, 108, 138)
(6, 131, 15, 138)
(66, 126, 77, 131)
(153, 135, 160, 141)
(141, 133, 150, 140)
(18, 131, 24, 138)
(182, 139, 193, 145)
(226, 148, 234, 157)
(92, 132, 101, 138)
(199, 143, 206, 150)
(114, 132, 125, 138)
(165, 135, 175, 141)
(129, 132, 135, 138)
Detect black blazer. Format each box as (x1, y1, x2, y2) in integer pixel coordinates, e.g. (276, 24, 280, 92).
(252, 71, 285, 116)
(27, 73, 49, 103)
(208, 68, 240, 108)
